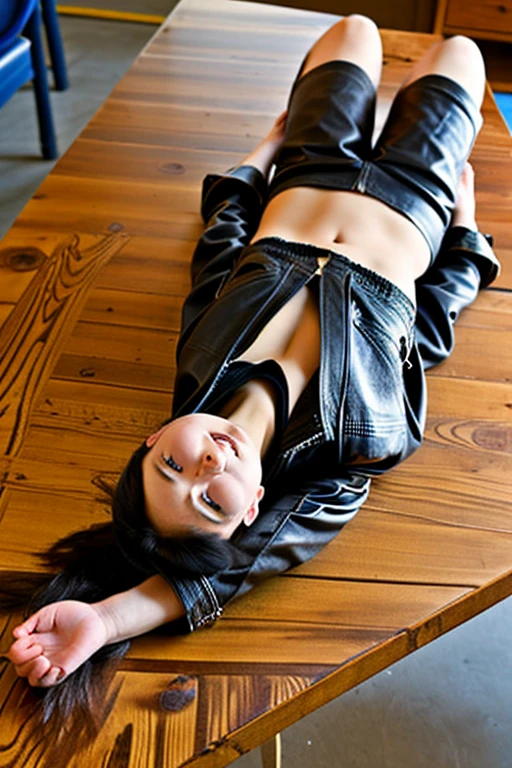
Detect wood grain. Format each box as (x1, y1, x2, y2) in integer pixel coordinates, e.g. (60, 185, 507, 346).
(445, 0, 512, 38)
(0, 233, 128, 456)
(0, 0, 511, 765)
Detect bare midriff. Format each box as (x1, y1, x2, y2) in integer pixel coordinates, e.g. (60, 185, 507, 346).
(239, 187, 426, 412)
(250, 187, 431, 303)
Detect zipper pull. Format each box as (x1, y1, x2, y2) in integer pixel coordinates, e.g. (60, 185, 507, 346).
(400, 336, 413, 369)
(315, 255, 330, 276)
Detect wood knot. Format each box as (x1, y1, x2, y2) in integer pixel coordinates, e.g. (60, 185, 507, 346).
(79, 367, 96, 378)
(158, 162, 185, 175)
(472, 425, 511, 452)
(0, 247, 47, 272)
(159, 675, 197, 712)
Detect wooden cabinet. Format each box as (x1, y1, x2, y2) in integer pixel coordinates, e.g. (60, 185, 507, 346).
(435, 0, 512, 42)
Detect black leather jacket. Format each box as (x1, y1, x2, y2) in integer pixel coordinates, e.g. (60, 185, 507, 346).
(164, 165, 500, 632)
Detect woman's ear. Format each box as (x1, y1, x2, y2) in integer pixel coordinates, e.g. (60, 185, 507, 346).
(242, 485, 265, 528)
(145, 425, 170, 448)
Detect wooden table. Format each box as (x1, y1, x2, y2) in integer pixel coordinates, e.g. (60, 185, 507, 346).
(0, 1, 511, 765)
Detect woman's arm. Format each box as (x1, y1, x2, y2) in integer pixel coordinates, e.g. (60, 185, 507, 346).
(234, 110, 287, 178)
(95, 574, 185, 642)
(415, 163, 500, 369)
(179, 112, 287, 351)
(7, 575, 184, 688)
(7, 470, 368, 684)
(450, 162, 478, 230)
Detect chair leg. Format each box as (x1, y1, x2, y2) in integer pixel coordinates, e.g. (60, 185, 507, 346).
(25, 4, 58, 160)
(261, 733, 282, 768)
(41, 0, 69, 91)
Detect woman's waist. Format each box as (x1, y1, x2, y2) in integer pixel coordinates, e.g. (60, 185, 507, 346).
(252, 187, 431, 301)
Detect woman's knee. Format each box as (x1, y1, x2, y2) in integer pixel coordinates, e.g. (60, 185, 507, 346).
(338, 14, 380, 39)
(402, 34, 486, 107)
(443, 34, 484, 68)
(301, 14, 382, 87)
(441, 36, 486, 105)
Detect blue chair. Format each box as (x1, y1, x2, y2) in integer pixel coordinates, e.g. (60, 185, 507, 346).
(41, 0, 68, 91)
(0, 0, 58, 159)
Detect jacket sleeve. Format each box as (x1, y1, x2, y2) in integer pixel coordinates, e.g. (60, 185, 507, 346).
(414, 226, 500, 370)
(178, 165, 268, 344)
(164, 474, 371, 632)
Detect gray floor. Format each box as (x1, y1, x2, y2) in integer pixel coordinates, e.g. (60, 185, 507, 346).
(1, 5, 511, 767)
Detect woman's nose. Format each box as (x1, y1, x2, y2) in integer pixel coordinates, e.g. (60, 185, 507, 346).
(199, 445, 226, 474)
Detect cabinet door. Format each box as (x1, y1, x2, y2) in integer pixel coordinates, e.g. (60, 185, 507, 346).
(444, 0, 512, 37)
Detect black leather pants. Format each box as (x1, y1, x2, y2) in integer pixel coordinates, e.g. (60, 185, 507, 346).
(269, 60, 482, 261)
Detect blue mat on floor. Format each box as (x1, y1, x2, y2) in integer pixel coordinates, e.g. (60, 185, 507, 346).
(494, 92, 512, 133)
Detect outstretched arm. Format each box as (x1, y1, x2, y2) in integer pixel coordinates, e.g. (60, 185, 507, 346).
(7, 575, 185, 688)
(7, 472, 370, 686)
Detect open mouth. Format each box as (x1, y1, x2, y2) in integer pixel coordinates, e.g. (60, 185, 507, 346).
(211, 433, 239, 457)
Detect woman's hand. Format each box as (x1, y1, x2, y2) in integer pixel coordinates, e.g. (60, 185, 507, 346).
(238, 110, 288, 178)
(7, 576, 185, 687)
(7, 601, 108, 688)
(452, 162, 477, 230)
(260, 110, 288, 155)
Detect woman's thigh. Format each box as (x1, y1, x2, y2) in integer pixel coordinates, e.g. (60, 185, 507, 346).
(398, 35, 486, 110)
(270, 20, 383, 196)
(298, 15, 383, 89)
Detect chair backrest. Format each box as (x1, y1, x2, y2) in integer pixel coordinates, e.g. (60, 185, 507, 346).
(0, 0, 38, 47)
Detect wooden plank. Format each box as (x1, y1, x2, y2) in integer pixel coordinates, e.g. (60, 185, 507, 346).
(33, 377, 172, 418)
(53, 139, 245, 184)
(95, 238, 193, 295)
(62, 322, 178, 370)
(52, 351, 175, 392)
(0, 488, 107, 570)
(81, 287, 183, 331)
(294, 506, 512, 585)
(0, 233, 128, 457)
(430, 324, 511, 380)
(370, 451, 512, 531)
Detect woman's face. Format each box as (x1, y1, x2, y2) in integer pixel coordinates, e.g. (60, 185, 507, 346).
(142, 414, 264, 540)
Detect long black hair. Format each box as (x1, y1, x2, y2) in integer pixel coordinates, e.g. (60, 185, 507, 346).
(0, 438, 237, 747)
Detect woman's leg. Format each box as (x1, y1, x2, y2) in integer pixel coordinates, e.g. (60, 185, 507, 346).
(261, 16, 385, 243)
(299, 14, 383, 89)
(399, 35, 486, 110)
(371, 35, 486, 262)
(269, 15, 383, 186)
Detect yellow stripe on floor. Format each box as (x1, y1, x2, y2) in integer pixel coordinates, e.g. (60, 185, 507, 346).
(56, 5, 165, 24)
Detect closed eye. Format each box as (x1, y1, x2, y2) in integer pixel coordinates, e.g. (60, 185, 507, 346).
(201, 491, 222, 513)
(162, 453, 183, 472)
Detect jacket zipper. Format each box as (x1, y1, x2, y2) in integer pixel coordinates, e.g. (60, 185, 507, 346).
(282, 431, 324, 461)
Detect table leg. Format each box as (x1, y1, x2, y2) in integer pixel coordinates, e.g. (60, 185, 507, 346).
(260, 733, 282, 768)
